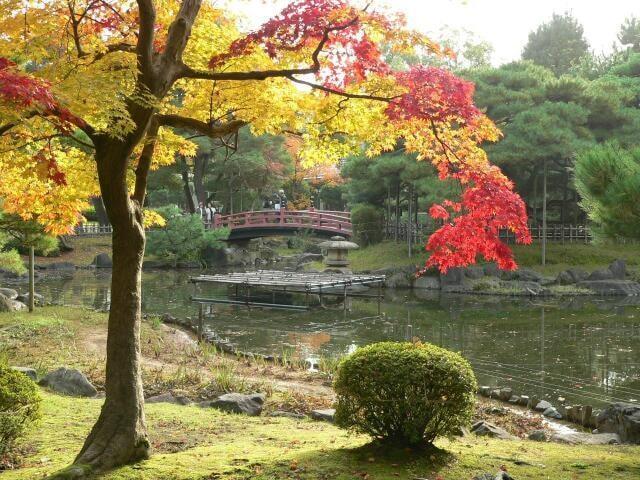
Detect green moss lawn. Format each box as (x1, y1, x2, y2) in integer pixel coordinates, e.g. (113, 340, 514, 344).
(3, 391, 639, 480)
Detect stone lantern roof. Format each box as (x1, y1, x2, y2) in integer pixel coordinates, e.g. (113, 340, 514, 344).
(318, 236, 359, 251)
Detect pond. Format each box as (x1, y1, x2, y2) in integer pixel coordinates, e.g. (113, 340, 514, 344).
(11, 269, 640, 408)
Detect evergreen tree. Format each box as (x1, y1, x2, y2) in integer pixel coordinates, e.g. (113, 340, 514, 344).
(575, 143, 640, 240)
(522, 13, 590, 76)
(619, 17, 640, 53)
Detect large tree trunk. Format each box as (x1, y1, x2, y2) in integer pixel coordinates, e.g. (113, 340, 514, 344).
(50, 144, 151, 479)
(74, 219, 148, 469)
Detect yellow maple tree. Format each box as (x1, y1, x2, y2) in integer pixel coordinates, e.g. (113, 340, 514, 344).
(0, 1, 530, 476)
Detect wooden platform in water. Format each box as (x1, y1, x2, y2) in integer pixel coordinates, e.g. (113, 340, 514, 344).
(190, 270, 385, 292)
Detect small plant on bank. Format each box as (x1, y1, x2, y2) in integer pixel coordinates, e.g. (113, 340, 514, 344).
(0, 365, 42, 455)
(333, 342, 477, 447)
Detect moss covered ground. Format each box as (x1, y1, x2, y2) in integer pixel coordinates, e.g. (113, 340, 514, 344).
(3, 391, 639, 480)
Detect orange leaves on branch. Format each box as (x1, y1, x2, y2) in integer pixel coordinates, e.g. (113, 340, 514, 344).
(0, 58, 85, 131)
(209, 0, 393, 87)
(386, 66, 481, 125)
(33, 147, 67, 186)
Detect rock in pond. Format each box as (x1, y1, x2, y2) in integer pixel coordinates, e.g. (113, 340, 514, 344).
(534, 400, 553, 412)
(43, 262, 76, 271)
(588, 268, 615, 281)
(200, 393, 265, 416)
(39, 367, 97, 397)
(310, 408, 336, 422)
(543, 407, 563, 419)
(556, 268, 589, 285)
(440, 267, 465, 286)
(0, 288, 18, 300)
(470, 421, 514, 440)
(146, 393, 191, 405)
(596, 403, 640, 444)
(608, 259, 626, 280)
(11, 366, 37, 381)
(16, 292, 45, 306)
(413, 275, 440, 290)
(93, 253, 112, 268)
(0, 293, 13, 312)
(577, 280, 640, 296)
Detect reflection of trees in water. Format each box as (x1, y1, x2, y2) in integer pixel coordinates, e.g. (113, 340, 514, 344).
(93, 286, 110, 311)
(29, 270, 640, 406)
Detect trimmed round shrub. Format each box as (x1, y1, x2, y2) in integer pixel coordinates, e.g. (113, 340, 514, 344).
(334, 342, 477, 446)
(351, 204, 384, 246)
(0, 366, 41, 454)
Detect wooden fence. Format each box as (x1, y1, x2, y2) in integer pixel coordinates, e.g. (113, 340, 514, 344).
(385, 223, 596, 244)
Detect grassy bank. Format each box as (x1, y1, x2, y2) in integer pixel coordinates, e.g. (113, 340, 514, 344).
(3, 391, 639, 479)
(0, 307, 333, 405)
(30, 236, 112, 268)
(340, 240, 640, 276)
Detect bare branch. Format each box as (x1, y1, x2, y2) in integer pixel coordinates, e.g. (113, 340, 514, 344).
(161, 0, 202, 66)
(132, 117, 159, 203)
(136, 0, 156, 79)
(175, 17, 348, 82)
(0, 123, 16, 136)
(286, 75, 399, 102)
(156, 114, 246, 138)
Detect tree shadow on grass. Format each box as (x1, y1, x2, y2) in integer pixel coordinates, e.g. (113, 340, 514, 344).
(213, 441, 456, 480)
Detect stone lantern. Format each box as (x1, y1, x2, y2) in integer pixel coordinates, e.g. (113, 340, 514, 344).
(319, 236, 359, 268)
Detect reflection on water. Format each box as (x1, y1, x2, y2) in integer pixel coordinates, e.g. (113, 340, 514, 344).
(9, 269, 640, 407)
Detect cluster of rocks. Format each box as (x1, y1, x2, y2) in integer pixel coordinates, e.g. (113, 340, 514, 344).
(12, 364, 335, 424)
(473, 473, 514, 480)
(0, 288, 46, 312)
(478, 386, 640, 444)
(374, 259, 640, 296)
(148, 390, 336, 423)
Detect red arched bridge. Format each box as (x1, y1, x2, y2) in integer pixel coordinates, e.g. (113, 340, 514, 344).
(209, 209, 352, 241)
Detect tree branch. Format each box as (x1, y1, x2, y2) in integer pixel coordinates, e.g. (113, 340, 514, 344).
(132, 117, 159, 204)
(175, 16, 347, 82)
(136, 0, 156, 79)
(0, 123, 16, 136)
(156, 114, 246, 138)
(161, 0, 202, 65)
(286, 75, 399, 102)
(178, 64, 319, 82)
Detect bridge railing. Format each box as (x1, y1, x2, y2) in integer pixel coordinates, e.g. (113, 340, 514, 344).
(211, 209, 352, 235)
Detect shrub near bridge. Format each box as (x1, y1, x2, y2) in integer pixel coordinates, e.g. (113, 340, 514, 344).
(351, 204, 384, 246)
(334, 342, 477, 447)
(0, 365, 41, 455)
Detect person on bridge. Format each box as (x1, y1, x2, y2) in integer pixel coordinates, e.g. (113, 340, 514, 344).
(278, 189, 288, 210)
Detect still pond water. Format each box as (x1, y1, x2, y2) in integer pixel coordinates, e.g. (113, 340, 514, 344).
(16, 269, 640, 408)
